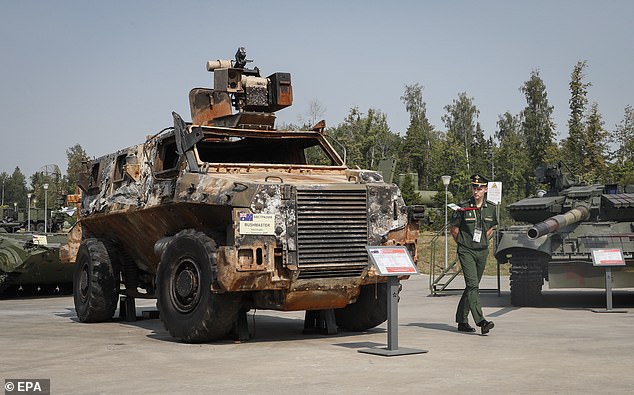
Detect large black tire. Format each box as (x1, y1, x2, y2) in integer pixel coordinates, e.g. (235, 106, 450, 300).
(510, 250, 547, 307)
(156, 230, 240, 343)
(74, 238, 120, 322)
(334, 282, 388, 331)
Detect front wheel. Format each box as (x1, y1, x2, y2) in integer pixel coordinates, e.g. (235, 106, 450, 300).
(156, 230, 240, 343)
(334, 282, 388, 331)
(73, 238, 120, 322)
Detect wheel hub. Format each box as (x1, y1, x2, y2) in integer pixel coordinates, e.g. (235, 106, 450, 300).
(171, 259, 201, 313)
(79, 264, 89, 301)
(176, 269, 197, 299)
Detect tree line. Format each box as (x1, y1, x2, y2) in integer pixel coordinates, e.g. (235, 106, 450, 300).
(0, 144, 87, 214)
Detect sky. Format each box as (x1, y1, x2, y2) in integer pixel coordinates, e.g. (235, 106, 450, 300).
(1, 0, 633, 180)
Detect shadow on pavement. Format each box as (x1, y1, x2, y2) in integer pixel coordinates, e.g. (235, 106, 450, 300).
(479, 289, 634, 310)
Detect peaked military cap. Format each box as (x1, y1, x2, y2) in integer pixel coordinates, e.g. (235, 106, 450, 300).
(470, 174, 489, 186)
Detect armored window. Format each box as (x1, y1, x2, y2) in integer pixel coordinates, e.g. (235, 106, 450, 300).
(87, 162, 102, 194)
(155, 138, 180, 175)
(113, 154, 126, 182)
(196, 137, 336, 166)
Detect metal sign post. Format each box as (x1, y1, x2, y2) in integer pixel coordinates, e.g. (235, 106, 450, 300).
(590, 249, 627, 313)
(359, 246, 428, 357)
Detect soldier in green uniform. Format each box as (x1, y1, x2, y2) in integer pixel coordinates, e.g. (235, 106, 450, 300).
(450, 174, 497, 334)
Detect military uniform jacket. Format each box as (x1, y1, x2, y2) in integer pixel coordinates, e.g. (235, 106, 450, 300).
(450, 197, 498, 250)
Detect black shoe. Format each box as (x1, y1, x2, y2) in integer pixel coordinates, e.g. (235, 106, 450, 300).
(457, 323, 476, 332)
(477, 320, 495, 335)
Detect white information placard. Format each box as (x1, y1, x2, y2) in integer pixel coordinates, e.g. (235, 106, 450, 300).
(238, 213, 275, 235)
(366, 246, 418, 276)
(487, 181, 502, 204)
(591, 248, 625, 267)
(32, 235, 48, 246)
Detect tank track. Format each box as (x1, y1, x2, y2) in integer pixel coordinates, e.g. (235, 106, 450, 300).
(509, 251, 546, 306)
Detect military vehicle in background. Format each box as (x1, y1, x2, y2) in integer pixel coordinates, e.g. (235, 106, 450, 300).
(0, 233, 73, 295)
(0, 206, 68, 233)
(65, 48, 423, 342)
(495, 163, 634, 306)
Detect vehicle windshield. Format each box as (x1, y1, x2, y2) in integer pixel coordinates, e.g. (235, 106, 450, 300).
(195, 135, 339, 166)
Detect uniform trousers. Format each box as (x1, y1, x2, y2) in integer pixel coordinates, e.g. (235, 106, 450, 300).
(455, 245, 489, 324)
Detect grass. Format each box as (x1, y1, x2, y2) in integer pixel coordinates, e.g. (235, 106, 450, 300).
(416, 230, 509, 277)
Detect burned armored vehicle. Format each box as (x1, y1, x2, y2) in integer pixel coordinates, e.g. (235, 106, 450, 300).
(495, 163, 634, 306)
(67, 48, 421, 342)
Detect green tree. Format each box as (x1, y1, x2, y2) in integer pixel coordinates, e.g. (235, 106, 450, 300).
(441, 92, 483, 189)
(494, 112, 529, 202)
(30, 165, 63, 211)
(520, 69, 557, 171)
(1, 167, 28, 210)
(563, 60, 591, 174)
(399, 173, 422, 206)
(65, 143, 88, 194)
(400, 84, 437, 189)
(582, 102, 609, 182)
(327, 107, 401, 170)
(610, 105, 634, 184)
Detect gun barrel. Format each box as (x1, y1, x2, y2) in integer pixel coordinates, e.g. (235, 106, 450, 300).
(527, 206, 589, 239)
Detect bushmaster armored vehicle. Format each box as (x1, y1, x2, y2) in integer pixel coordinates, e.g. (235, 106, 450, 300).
(495, 163, 634, 306)
(66, 48, 422, 342)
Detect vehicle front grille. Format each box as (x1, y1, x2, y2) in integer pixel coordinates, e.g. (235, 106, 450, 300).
(296, 188, 368, 279)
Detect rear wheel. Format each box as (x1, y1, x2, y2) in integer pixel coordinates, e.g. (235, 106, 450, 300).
(73, 238, 120, 322)
(509, 250, 547, 306)
(156, 230, 240, 343)
(334, 282, 388, 331)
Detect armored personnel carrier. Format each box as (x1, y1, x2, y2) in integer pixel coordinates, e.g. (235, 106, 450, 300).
(0, 233, 73, 295)
(495, 163, 634, 306)
(66, 48, 422, 342)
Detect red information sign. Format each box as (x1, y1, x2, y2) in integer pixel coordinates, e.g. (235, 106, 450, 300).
(366, 246, 418, 276)
(591, 249, 625, 267)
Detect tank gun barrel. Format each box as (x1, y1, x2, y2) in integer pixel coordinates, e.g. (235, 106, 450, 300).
(527, 205, 590, 239)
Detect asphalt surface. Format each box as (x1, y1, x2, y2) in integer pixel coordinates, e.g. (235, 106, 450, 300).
(1, 275, 634, 394)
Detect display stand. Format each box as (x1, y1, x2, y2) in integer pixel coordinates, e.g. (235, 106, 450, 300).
(359, 246, 428, 357)
(590, 249, 627, 313)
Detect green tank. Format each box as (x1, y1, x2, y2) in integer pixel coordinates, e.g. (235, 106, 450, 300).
(0, 233, 74, 294)
(495, 163, 634, 306)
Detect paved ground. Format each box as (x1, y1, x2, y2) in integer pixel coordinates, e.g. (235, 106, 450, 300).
(1, 275, 633, 394)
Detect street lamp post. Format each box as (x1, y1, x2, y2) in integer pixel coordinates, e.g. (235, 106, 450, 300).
(441, 175, 451, 270)
(27, 193, 32, 232)
(43, 183, 49, 234)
